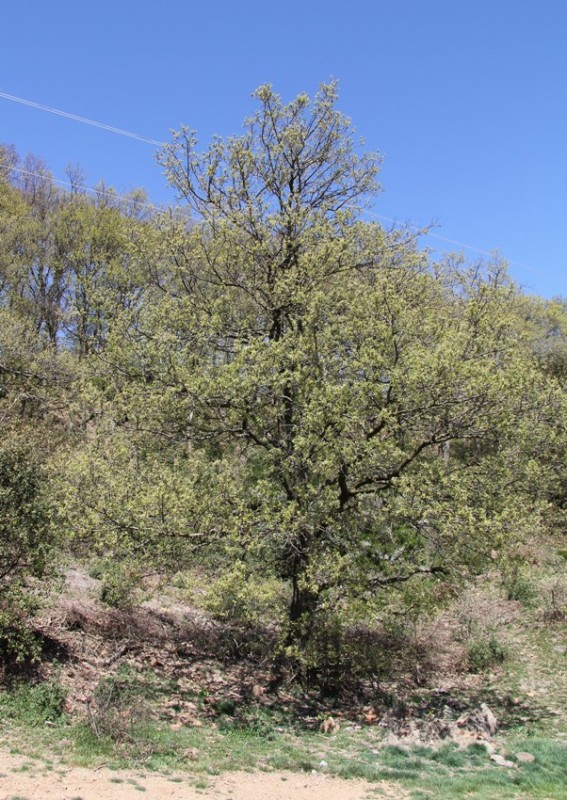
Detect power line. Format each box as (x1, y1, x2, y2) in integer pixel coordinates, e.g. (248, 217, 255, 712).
(370, 212, 493, 256)
(366, 211, 554, 280)
(9, 167, 556, 282)
(0, 89, 558, 283)
(0, 91, 163, 147)
(12, 166, 165, 212)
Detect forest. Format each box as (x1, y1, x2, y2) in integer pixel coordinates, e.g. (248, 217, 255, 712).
(0, 85, 566, 794)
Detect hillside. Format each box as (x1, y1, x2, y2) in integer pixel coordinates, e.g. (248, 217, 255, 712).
(0, 87, 566, 798)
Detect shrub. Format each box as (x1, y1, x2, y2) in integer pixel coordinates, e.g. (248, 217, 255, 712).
(99, 563, 140, 609)
(0, 677, 67, 725)
(467, 634, 507, 672)
(0, 446, 54, 662)
(203, 561, 287, 628)
(504, 569, 537, 606)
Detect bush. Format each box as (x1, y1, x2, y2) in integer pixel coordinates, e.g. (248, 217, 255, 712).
(0, 677, 67, 725)
(84, 672, 161, 760)
(98, 563, 140, 609)
(504, 569, 537, 606)
(203, 561, 287, 628)
(541, 579, 567, 623)
(467, 634, 507, 672)
(0, 445, 54, 662)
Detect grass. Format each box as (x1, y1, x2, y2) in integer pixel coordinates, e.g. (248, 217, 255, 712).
(3, 701, 564, 799)
(0, 677, 67, 727)
(1, 636, 565, 798)
(483, 601, 567, 741)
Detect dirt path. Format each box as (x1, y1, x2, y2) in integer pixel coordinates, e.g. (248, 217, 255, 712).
(0, 750, 408, 800)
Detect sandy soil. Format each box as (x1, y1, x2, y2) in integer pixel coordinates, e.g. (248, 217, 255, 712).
(0, 750, 408, 800)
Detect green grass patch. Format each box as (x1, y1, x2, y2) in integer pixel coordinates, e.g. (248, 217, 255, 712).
(1, 698, 566, 799)
(0, 679, 67, 727)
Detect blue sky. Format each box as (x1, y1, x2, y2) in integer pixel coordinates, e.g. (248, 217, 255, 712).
(1, 0, 565, 297)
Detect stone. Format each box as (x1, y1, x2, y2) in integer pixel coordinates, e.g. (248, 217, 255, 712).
(320, 716, 340, 734)
(457, 703, 498, 738)
(480, 703, 498, 736)
(515, 751, 536, 764)
(491, 754, 516, 768)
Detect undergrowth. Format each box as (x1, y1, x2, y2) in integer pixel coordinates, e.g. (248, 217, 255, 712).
(0, 547, 565, 798)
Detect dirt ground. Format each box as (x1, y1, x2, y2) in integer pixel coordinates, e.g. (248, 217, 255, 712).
(0, 749, 407, 800)
(3, 564, 561, 799)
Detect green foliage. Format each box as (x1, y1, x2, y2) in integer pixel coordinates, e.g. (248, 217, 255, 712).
(87, 559, 106, 580)
(2, 95, 567, 686)
(99, 564, 139, 609)
(0, 589, 42, 663)
(0, 446, 51, 576)
(0, 677, 67, 725)
(0, 446, 54, 662)
(504, 568, 538, 606)
(44, 83, 564, 682)
(152, 86, 552, 659)
(203, 561, 287, 627)
(54, 429, 238, 570)
(87, 558, 140, 608)
(467, 634, 507, 673)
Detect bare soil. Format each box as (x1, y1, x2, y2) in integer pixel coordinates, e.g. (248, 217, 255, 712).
(2, 563, 564, 799)
(0, 750, 406, 800)
(30, 564, 492, 727)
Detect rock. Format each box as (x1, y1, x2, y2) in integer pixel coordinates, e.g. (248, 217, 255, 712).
(515, 751, 536, 764)
(251, 684, 265, 698)
(553, 645, 566, 654)
(491, 754, 516, 768)
(320, 716, 340, 735)
(436, 720, 454, 739)
(456, 703, 498, 738)
(480, 703, 498, 736)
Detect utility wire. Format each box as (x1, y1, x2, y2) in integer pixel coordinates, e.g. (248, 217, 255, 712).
(366, 211, 553, 280)
(10, 167, 554, 280)
(0, 89, 557, 282)
(0, 90, 163, 146)
(369, 212, 494, 256)
(12, 166, 165, 212)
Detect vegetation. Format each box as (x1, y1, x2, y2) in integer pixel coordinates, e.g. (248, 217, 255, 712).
(0, 82, 566, 794)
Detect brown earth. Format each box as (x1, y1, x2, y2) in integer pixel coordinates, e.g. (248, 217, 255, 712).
(29, 565, 488, 726)
(3, 564, 563, 800)
(0, 750, 407, 800)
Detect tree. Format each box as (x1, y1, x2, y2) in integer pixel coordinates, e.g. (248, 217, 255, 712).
(53, 189, 146, 357)
(65, 84, 546, 681)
